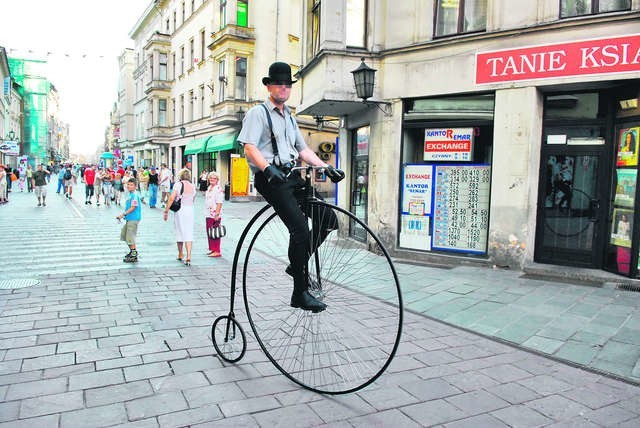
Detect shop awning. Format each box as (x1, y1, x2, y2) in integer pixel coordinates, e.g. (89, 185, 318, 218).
(205, 132, 239, 153)
(183, 136, 210, 155)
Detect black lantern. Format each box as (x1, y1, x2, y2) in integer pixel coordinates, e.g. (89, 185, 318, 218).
(7, 130, 15, 140)
(180, 126, 186, 138)
(351, 57, 376, 101)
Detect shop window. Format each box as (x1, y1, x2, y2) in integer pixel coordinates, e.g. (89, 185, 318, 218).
(198, 152, 217, 177)
(434, 0, 487, 37)
(308, 0, 321, 59)
(560, 0, 631, 18)
(237, 0, 248, 27)
(346, 0, 366, 48)
(544, 93, 606, 120)
(235, 57, 247, 101)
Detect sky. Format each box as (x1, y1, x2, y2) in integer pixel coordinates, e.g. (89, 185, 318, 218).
(0, 0, 150, 157)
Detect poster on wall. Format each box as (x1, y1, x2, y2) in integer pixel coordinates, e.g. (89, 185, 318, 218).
(399, 165, 433, 251)
(611, 208, 633, 248)
(432, 164, 491, 253)
(616, 127, 639, 167)
(615, 169, 637, 208)
(424, 128, 474, 161)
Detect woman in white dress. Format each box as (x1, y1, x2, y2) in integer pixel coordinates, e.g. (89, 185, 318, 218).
(163, 168, 196, 266)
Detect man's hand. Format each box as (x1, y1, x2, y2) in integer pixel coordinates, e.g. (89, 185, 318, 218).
(263, 165, 286, 184)
(325, 165, 345, 183)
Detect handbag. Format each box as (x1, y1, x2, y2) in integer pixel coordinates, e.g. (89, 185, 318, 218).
(207, 224, 226, 239)
(10, 173, 17, 182)
(169, 181, 185, 212)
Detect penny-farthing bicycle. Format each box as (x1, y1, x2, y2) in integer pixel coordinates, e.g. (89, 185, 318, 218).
(212, 165, 403, 394)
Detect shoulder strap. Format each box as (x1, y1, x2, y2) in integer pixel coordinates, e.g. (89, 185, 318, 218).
(260, 103, 280, 165)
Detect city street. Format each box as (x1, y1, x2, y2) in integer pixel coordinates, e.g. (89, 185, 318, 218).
(1, 181, 640, 427)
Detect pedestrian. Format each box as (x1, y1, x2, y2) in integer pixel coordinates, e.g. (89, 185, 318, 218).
(113, 173, 124, 206)
(159, 163, 172, 208)
(56, 167, 66, 194)
(63, 165, 76, 199)
(6, 166, 14, 195)
(0, 164, 7, 204)
(84, 164, 96, 204)
(198, 170, 208, 192)
(163, 168, 196, 266)
(94, 167, 103, 206)
(101, 168, 113, 207)
(139, 166, 149, 204)
(148, 166, 159, 208)
(26, 164, 33, 192)
(237, 61, 345, 312)
(17, 166, 26, 192)
(32, 164, 50, 207)
(116, 178, 142, 263)
(204, 171, 224, 257)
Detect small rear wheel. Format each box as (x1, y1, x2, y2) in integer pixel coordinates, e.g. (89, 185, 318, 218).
(211, 315, 246, 363)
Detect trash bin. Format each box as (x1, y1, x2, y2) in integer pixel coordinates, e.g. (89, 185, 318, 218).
(224, 183, 230, 201)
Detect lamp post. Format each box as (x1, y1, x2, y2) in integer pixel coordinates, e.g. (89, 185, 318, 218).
(350, 58, 391, 116)
(7, 130, 15, 141)
(180, 126, 186, 138)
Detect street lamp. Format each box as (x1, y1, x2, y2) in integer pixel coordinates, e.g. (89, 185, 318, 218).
(180, 126, 186, 138)
(7, 130, 15, 141)
(350, 58, 391, 116)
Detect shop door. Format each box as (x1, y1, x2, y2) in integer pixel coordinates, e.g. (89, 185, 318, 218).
(535, 149, 608, 267)
(350, 126, 370, 241)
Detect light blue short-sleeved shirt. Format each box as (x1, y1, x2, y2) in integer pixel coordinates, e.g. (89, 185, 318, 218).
(237, 98, 307, 172)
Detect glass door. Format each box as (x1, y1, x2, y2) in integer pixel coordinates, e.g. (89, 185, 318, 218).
(535, 149, 608, 267)
(350, 126, 369, 241)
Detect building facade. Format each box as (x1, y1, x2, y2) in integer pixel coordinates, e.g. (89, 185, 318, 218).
(125, 0, 338, 197)
(297, 0, 640, 278)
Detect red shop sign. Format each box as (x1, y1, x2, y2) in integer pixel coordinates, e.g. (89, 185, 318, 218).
(476, 34, 640, 84)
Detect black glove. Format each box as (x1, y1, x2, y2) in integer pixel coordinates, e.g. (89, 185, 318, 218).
(325, 165, 345, 183)
(263, 165, 286, 184)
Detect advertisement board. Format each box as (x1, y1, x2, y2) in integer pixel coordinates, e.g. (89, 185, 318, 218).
(231, 155, 249, 196)
(399, 165, 434, 251)
(424, 128, 474, 161)
(0, 140, 19, 156)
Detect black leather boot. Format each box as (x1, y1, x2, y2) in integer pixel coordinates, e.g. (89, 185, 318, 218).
(290, 289, 327, 313)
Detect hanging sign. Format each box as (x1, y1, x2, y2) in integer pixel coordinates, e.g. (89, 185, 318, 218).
(424, 128, 474, 161)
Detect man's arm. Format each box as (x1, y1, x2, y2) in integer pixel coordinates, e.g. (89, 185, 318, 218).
(298, 147, 328, 167)
(243, 144, 270, 172)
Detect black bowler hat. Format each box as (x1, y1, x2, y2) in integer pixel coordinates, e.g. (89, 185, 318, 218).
(262, 62, 297, 86)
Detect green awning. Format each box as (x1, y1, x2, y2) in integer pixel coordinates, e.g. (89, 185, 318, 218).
(183, 136, 210, 155)
(205, 132, 239, 153)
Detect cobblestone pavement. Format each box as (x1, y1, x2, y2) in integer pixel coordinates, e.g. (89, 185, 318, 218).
(1, 182, 640, 426)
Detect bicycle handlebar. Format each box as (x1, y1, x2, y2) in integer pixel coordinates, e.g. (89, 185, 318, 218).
(286, 165, 326, 178)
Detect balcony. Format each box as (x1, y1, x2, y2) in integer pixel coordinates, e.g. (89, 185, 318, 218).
(145, 79, 172, 95)
(208, 25, 255, 52)
(210, 99, 251, 127)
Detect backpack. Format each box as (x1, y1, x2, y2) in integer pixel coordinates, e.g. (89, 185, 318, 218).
(64, 170, 72, 180)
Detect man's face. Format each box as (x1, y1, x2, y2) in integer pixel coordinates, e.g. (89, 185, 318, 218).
(127, 181, 136, 192)
(267, 83, 292, 104)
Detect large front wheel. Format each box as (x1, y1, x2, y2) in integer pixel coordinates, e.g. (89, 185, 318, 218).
(242, 201, 403, 394)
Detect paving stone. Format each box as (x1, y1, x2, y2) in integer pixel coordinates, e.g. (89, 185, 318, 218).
(21, 352, 75, 371)
(57, 338, 98, 353)
(478, 363, 532, 383)
(0, 360, 22, 376)
(124, 361, 173, 382)
(19, 390, 84, 418)
(203, 364, 262, 385)
(126, 391, 189, 421)
(86, 380, 154, 407)
(0, 401, 20, 423)
(491, 403, 553, 427)
(444, 413, 511, 428)
(559, 386, 621, 409)
(217, 395, 281, 418)
(527, 394, 591, 420)
(5, 377, 67, 400)
(308, 394, 377, 423)
(252, 403, 324, 427)
(3, 344, 56, 360)
(157, 404, 223, 427)
(109, 324, 153, 336)
(150, 372, 209, 393)
(76, 347, 122, 363)
(37, 330, 90, 344)
(400, 399, 467, 426)
(60, 403, 128, 428)
(42, 362, 94, 379)
(97, 333, 144, 348)
(485, 382, 542, 405)
(235, 375, 299, 398)
(582, 404, 638, 426)
(183, 383, 246, 408)
(444, 389, 510, 415)
(0, 370, 42, 386)
(95, 355, 143, 370)
(358, 385, 420, 410)
(517, 374, 573, 395)
(0, 414, 59, 428)
(348, 408, 421, 427)
(442, 371, 499, 393)
(191, 414, 257, 428)
(121, 340, 170, 357)
(169, 355, 222, 374)
(69, 368, 124, 390)
(141, 350, 188, 364)
(273, 389, 325, 407)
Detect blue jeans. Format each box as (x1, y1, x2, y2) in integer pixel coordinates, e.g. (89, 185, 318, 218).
(149, 183, 158, 207)
(56, 178, 65, 193)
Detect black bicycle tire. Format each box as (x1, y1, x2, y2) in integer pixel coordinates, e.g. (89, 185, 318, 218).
(242, 201, 403, 394)
(211, 315, 247, 363)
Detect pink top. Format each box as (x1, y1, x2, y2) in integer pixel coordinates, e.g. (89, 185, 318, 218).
(172, 180, 196, 206)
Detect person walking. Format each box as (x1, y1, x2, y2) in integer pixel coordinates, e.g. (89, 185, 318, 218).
(101, 168, 114, 207)
(26, 165, 33, 192)
(116, 178, 142, 263)
(63, 165, 76, 199)
(0, 165, 7, 204)
(32, 164, 50, 207)
(139, 166, 149, 204)
(17, 165, 26, 192)
(198, 170, 208, 193)
(159, 163, 172, 208)
(84, 165, 96, 205)
(94, 167, 103, 206)
(204, 171, 224, 257)
(56, 167, 65, 194)
(237, 61, 345, 312)
(163, 168, 196, 266)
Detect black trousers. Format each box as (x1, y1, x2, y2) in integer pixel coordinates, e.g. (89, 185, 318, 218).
(254, 171, 338, 289)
